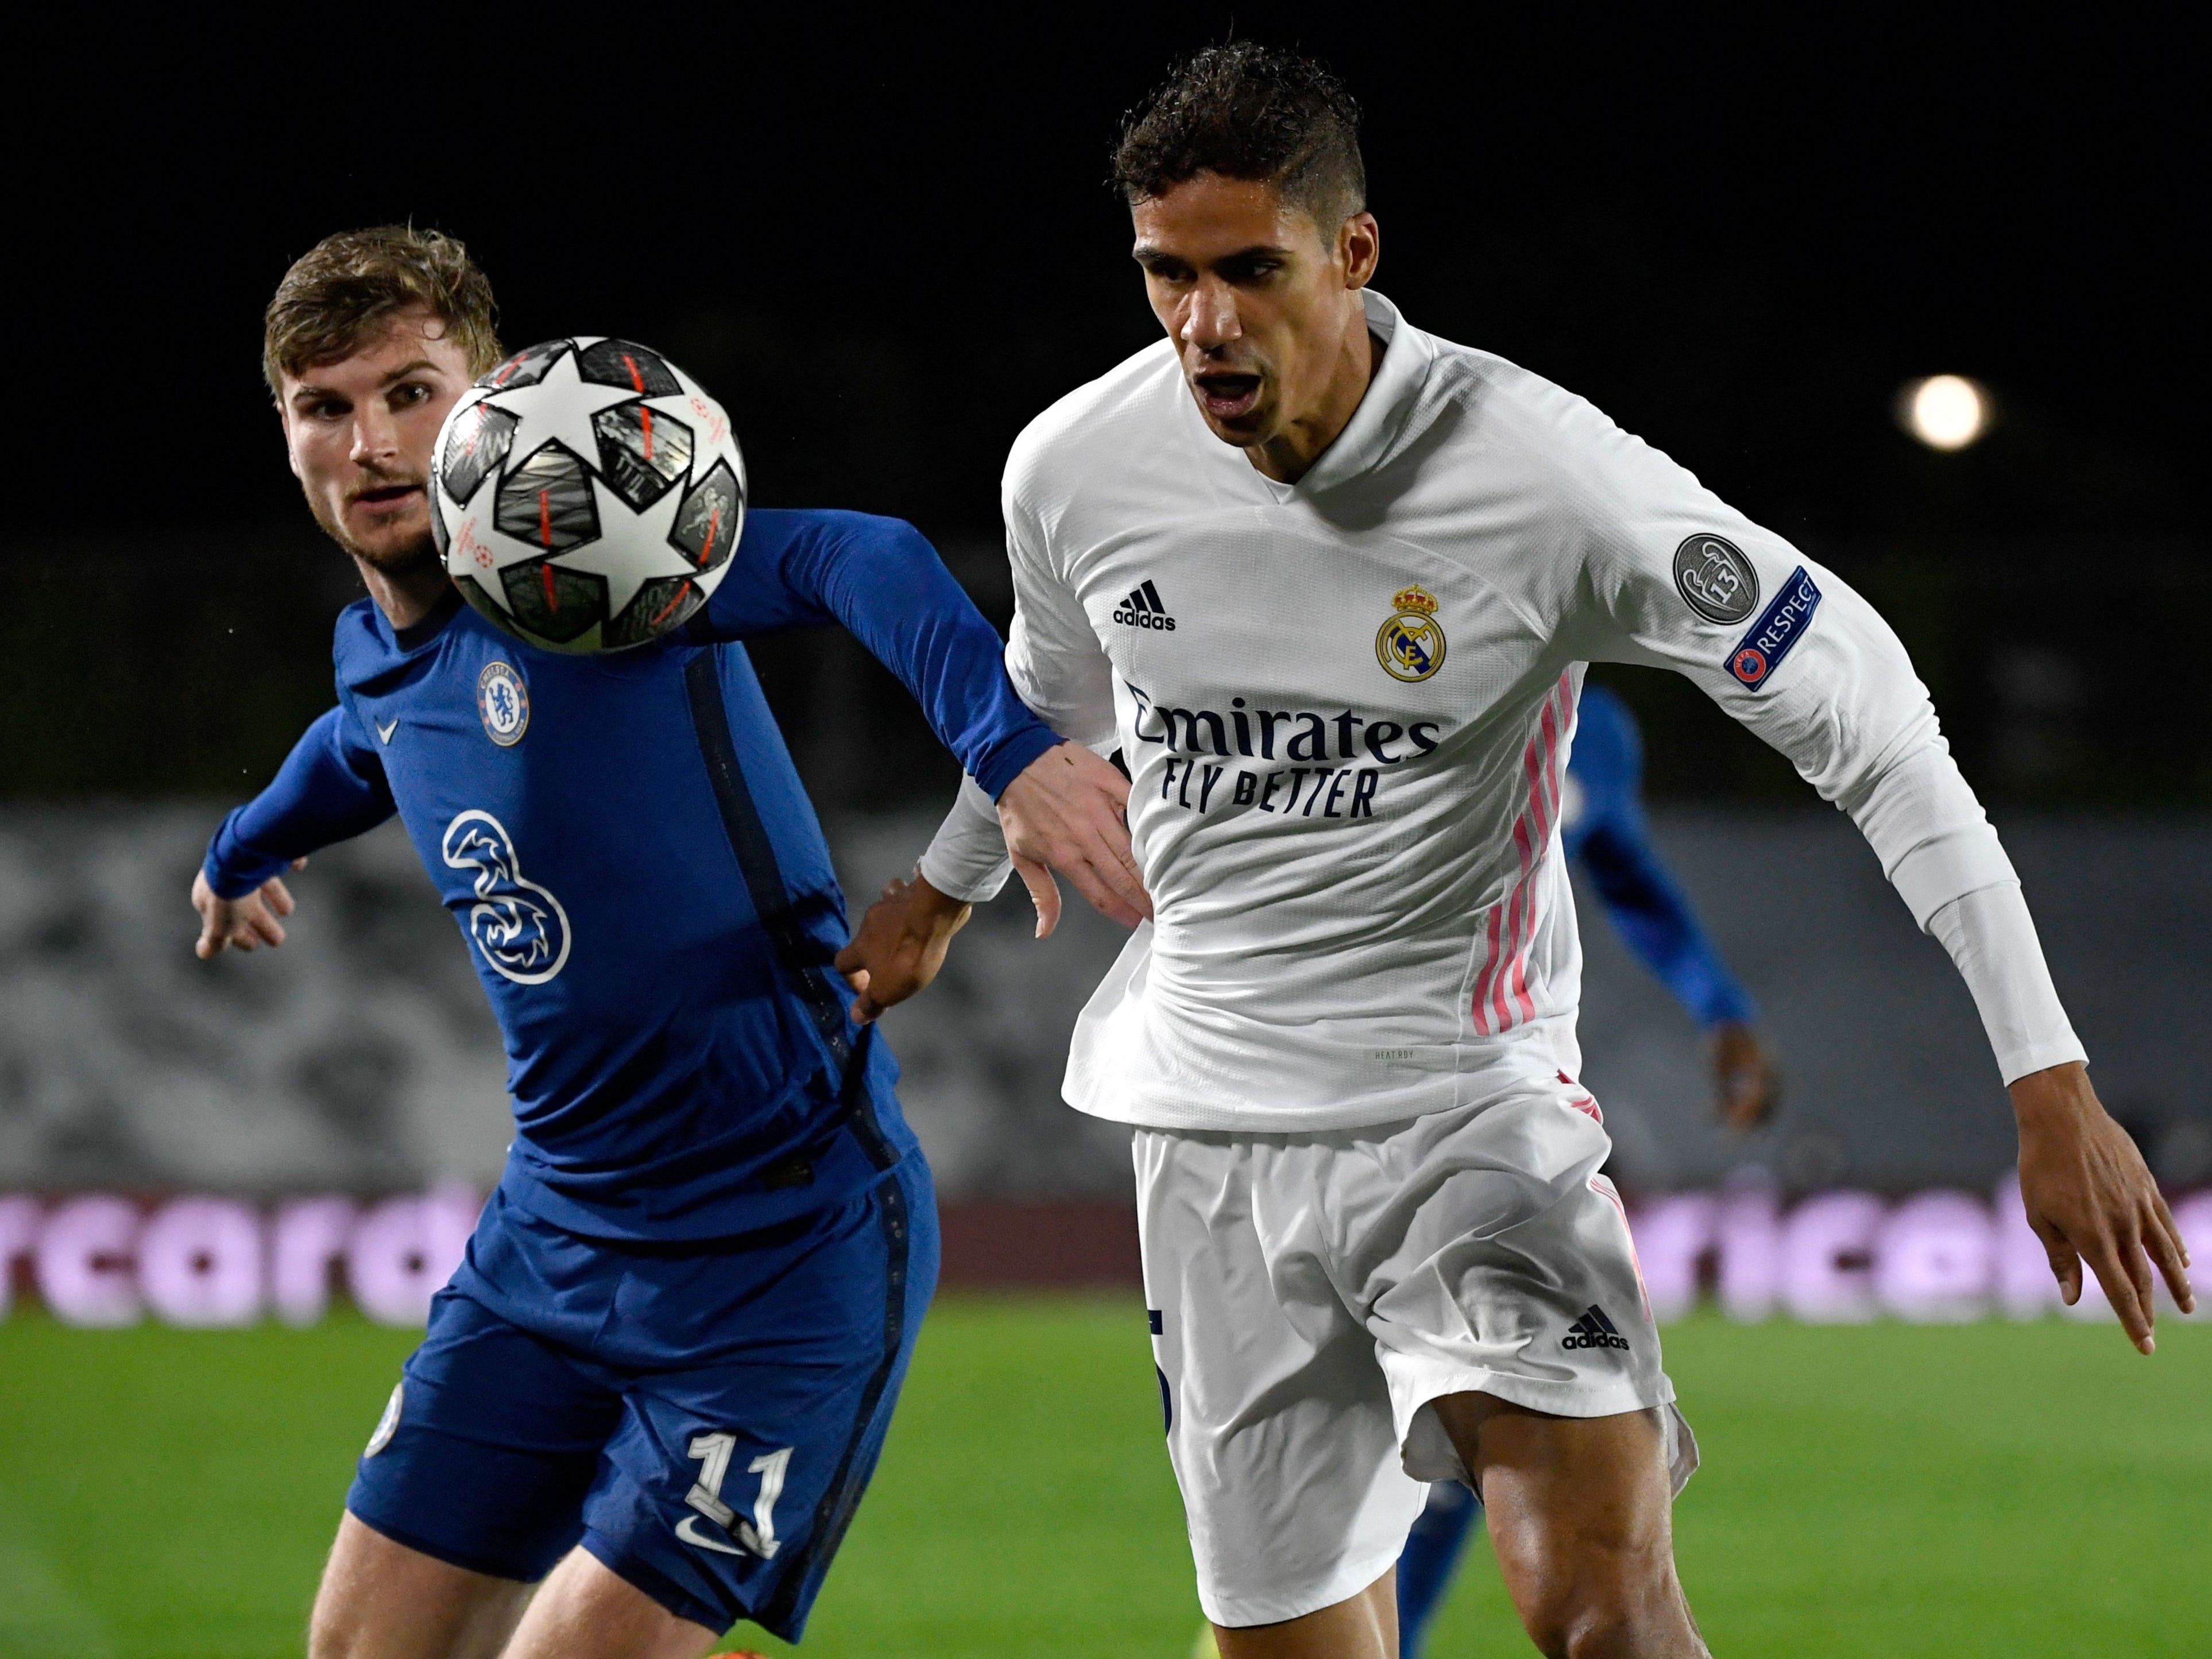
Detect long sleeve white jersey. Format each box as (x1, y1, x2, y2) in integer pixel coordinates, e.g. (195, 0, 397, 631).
(924, 290, 2085, 1134)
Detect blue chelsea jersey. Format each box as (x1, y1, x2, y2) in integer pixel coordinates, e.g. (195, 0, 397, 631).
(1560, 683, 1754, 1030)
(204, 509, 1057, 1241)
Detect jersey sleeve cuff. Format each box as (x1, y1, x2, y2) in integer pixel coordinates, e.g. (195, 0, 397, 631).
(1925, 883, 2087, 1087)
(969, 720, 1059, 801)
(918, 844, 1014, 904)
(918, 775, 1015, 903)
(1994, 1034, 2091, 1088)
(203, 807, 295, 900)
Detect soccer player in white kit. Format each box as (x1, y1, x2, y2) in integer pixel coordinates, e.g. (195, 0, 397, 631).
(836, 44, 2193, 1658)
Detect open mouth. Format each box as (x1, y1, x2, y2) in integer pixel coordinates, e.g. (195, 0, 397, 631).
(351, 483, 423, 513)
(1193, 372, 1263, 422)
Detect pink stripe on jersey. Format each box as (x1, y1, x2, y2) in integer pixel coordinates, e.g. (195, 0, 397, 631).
(1471, 674, 1575, 1035)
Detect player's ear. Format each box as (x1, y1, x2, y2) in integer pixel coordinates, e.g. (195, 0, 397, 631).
(1340, 211, 1380, 291)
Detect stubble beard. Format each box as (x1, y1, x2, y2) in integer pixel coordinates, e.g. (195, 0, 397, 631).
(308, 485, 442, 582)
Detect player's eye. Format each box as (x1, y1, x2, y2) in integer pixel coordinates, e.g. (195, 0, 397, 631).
(393, 382, 432, 406)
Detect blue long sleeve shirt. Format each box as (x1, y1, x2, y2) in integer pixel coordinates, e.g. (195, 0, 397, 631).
(1563, 684, 1755, 1030)
(204, 509, 1058, 1240)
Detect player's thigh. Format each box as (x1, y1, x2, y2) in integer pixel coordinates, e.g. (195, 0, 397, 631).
(346, 1286, 621, 1585)
(310, 1510, 535, 1659)
(499, 1545, 720, 1659)
(1354, 1090, 1689, 1480)
(1429, 1394, 1698, 1654)
(1139, 1128, 1425, 1630)
(571, 1155, 938, 1646)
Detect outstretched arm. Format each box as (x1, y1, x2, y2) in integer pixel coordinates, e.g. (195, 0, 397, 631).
(834, 488, 1143, 1020)
(910, 488, 1135, 935)
(693, 508, 1055, 798)
(695, 508, 1142, 931)
(1568, 413, 2190, 1348)
(194, 703, 396, 958)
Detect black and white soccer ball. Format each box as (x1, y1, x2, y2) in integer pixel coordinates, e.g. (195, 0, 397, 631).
(430, 337, 745, 653)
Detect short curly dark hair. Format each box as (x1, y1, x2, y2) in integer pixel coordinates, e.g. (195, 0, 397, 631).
(263, 225, 501, 397)
(1111, 42, 1366, 227)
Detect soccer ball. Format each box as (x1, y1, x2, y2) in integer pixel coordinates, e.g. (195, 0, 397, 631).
(430, 337, 745, 653)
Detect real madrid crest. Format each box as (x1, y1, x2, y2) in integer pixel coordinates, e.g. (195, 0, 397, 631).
(477, 660, 530, 747)
(1376, 583, 1447, 683)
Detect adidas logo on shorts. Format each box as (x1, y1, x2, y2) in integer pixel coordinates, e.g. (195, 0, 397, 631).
(1561, 1304, 1631, 1351)
(1112, 579, 1176, 631)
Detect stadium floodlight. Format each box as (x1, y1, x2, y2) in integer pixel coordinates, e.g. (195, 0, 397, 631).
(1900, 374, 1989, 450)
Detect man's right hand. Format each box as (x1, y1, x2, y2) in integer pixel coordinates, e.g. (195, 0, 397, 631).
(997, 741, 1150, 937)
(1711, 1022, 1778, 1131)
(2013, 1060, 2193, 1354)
(834, 874, 973, 1024)
(192, 859, 307, 959)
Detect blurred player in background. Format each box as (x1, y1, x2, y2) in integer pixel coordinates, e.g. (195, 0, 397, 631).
(191, 227, 1134, 1659)
(842, 42, 2191, 1659)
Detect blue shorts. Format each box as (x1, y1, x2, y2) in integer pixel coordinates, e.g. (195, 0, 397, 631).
(346, 1154, 937, 1642)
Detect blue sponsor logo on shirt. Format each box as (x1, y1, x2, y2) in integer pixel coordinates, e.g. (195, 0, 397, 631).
(1728, 566, 1822, 689)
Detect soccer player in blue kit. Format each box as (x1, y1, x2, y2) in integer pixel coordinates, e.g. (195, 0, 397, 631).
(1391, 680, 1774, 1659)
(188, 227, 1141, 1659)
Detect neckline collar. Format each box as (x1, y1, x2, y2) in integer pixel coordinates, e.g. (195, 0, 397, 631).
(388, 584, 466, 652)
(1286, 288, 1429, 496)
(1189, 289, 1431, 501)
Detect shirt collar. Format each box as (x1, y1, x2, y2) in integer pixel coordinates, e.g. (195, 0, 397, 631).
(388, 583, 466, 652)
(1290, 288, 1433, 496)
(1194, 288, 1433, 501)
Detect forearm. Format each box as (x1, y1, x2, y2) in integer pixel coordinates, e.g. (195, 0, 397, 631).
(1927, 882, 2086, 1084)
(798, 516, 1057, 796)
(204, 708, 393, 898)
(1845, 740, 2016, 927)
(1831, 732, 2089, 1081)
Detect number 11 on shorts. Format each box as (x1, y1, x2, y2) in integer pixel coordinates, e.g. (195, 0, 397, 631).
(680, 1432, 792, 1559)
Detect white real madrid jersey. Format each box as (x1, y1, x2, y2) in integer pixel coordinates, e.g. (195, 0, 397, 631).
(923, 291, 2083, 1134)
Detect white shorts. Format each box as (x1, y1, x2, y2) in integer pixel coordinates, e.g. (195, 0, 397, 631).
(1135, 1080, 1697, 1628)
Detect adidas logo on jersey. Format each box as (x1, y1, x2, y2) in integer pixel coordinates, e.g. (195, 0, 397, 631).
(1561, 1305, 1630, 1351)
(1113, 579, 1177, 631)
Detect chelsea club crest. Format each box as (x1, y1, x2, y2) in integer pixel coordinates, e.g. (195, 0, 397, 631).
(1376, 583, 1447, 683)
(477, 660, 530, 747)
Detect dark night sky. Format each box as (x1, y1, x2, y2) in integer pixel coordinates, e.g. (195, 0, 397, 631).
(2, 12, 2202, 802)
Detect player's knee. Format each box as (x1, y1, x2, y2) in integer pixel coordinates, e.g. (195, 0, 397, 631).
(1516, 1547, 1687, 1659)
(1520, 1603, 1669, 1659)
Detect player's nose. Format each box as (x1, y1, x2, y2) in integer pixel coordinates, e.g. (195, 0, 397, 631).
(349, 407, 401, 466)
(1180, 280, 1242, 349)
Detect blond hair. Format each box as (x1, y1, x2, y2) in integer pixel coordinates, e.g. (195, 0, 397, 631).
(263, 225, 501, 395)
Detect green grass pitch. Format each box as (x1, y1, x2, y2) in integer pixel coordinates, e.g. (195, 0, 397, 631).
(2, 1300, 2206, 1657)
